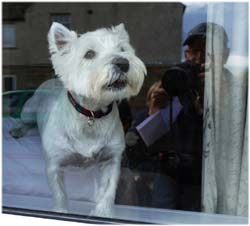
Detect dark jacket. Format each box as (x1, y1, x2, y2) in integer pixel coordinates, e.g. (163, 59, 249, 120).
(124, 101, 203, 184)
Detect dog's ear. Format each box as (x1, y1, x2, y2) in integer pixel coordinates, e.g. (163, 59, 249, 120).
(114, 23, 130, 41)
(48, 22, 77, 54)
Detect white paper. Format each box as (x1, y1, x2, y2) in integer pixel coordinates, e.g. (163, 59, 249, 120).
(136, 97, 182, 147)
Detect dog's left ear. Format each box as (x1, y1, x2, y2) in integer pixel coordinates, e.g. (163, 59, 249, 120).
(48, 22, 77, 54)
(114, 23, 130, 41)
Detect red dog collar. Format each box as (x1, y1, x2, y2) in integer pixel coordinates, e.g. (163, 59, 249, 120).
(67, 91, 113, 119)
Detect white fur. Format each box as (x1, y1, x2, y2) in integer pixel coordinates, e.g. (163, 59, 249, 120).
(12, 22, 146, 217)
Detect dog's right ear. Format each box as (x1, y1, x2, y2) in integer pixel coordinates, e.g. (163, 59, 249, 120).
(48, 22, 77, 54)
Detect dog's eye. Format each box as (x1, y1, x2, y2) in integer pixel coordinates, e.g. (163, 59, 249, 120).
(84, 50, 96, 59)
(120, 47, 125, 52)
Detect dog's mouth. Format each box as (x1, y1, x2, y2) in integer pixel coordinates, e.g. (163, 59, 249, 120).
(106, 78, 127, 90)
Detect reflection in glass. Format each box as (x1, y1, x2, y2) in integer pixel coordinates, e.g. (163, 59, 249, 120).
(2, 2, 248, 224)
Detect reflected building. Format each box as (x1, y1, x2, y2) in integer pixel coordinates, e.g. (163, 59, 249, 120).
(3, 2, 185, 109)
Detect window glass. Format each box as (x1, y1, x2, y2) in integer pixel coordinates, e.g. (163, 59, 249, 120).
(3, 24, 16, 48)
(51, 14, 71, 29)
(3, 75, 16, 91)
(4, 77, 14, 91)
(2, 2, 248, 224)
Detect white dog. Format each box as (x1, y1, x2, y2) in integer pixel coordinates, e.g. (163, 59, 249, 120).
(10, 22, 146, 217)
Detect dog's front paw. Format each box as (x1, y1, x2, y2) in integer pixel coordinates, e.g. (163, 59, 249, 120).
(53, 206, 69, 214)
(91, 203, 114, 218)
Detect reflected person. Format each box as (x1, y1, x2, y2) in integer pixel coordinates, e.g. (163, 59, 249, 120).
(124, 81, 178, 209)
(161, 22, 230, 211)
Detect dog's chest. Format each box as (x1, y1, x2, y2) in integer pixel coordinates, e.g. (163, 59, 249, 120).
(65, 120, 112, 156)
(57, 121, 117, 168)
(42, 96, 122, 158)
(60, 147, 112, 169)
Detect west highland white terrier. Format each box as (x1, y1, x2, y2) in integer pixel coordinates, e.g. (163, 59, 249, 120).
(10, 22, 146, 217)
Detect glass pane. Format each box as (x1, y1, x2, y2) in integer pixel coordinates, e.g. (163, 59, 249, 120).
(2, 2, 248, 224)
(4, 77, 14, 91)
(51, 14, 71, 29)
(3, 24, 16, 48)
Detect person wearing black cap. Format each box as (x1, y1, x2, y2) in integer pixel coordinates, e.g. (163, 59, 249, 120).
(160, 22, 230, 211)
(183, 22, 230, 106)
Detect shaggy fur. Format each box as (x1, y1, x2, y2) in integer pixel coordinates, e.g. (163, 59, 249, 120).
(10, 22, 146, 217)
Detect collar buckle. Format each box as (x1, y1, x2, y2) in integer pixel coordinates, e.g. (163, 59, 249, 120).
(87, 117, 95, 127)
(87, 111, 95, 127)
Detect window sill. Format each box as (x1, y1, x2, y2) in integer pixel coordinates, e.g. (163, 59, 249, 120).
(3, 194, 248, 224)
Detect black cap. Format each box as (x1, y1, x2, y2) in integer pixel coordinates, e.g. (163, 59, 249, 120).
(183, 22, 228, 46)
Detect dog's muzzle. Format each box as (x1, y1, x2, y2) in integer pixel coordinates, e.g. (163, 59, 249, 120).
(105, 57, 130, 91)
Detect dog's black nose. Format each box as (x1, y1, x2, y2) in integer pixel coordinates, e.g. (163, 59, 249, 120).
(112, 57, 129, 73)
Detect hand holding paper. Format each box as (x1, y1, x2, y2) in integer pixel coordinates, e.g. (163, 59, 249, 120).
(136, 97, 182, 147)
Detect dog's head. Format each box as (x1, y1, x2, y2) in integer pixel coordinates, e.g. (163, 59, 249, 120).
(48, 22, 146, 105)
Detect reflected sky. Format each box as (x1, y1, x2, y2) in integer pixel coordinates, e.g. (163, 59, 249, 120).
(182, 2, 248, 61)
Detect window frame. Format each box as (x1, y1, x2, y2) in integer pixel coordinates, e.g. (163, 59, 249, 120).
(2, 206, 146, 224)
(2, 203, 248, 224)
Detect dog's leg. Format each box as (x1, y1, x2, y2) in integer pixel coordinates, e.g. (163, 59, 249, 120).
(46, 161, 68, 213)
(93, 154, 122, 218)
